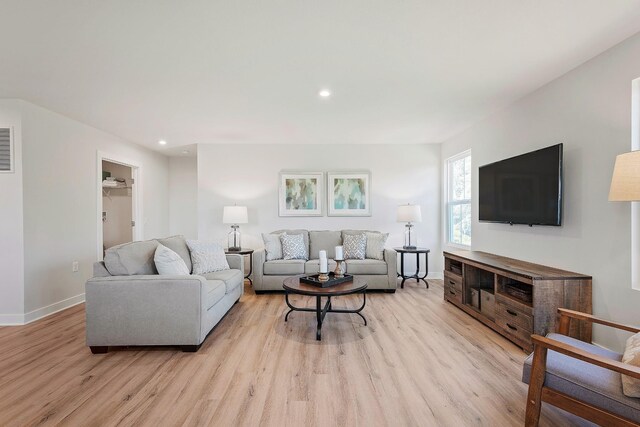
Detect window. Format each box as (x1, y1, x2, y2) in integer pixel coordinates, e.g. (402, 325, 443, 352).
(447, 151, 471, 246)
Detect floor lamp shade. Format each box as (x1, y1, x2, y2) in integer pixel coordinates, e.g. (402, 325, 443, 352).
(223, 206, 248, 250)
(397, 204, 422, 249)
(609, 151, 640, 201)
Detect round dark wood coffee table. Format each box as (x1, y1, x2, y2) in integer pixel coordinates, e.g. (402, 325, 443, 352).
(283, 276, 368, 341)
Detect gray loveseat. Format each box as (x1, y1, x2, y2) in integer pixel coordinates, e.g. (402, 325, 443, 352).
(252, 229, 397, 293)
(85, 235, 244, 353)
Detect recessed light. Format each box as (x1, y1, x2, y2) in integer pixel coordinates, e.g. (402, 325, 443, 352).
(182, 150, 190, 154)
(319, 89, 331, 98)
(158, 140, 167, 145)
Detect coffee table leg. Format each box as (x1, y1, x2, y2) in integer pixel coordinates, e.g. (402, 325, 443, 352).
(316, 296, 322, 341)
(284, 291, 294, 322)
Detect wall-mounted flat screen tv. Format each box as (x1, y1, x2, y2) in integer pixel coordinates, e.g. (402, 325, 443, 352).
(479, 143, 563, 226)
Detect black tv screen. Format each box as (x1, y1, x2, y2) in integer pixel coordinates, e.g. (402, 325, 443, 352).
(479, 144, 563, 226)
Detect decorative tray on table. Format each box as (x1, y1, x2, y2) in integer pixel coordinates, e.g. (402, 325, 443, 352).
(300, 273, 354, 288)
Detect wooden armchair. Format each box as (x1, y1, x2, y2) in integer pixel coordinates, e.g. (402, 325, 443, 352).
(524, 308, 640, 427)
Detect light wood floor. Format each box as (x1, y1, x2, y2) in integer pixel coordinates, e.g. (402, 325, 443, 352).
(0, 279, 588, 426)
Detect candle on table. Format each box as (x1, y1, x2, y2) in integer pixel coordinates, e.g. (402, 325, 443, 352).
(319, 250, 328, 273)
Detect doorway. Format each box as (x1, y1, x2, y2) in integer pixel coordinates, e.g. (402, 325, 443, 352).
(97, 152, 143, 260)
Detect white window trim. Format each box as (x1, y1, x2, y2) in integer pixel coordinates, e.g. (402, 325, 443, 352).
(632, 78, 640, 290)
(445, 149, 472, 248)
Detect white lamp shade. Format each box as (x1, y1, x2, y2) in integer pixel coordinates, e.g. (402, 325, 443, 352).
(609, 151, 640, 201)
(223, 205, 248, 224)
(397, 204, 422, 223)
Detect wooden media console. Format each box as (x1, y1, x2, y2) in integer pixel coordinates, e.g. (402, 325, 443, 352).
(443, 250, 592, 351)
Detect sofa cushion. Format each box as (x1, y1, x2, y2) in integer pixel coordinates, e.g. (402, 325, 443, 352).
(203, 280, 226, 310)
(523, 333, 640, 423)
(344, 233, 367, 260)
(345, 259, 387, 275)
(281, 233, 308, 260)
(304, 259, 338, 274)
(262, 233, 283, 261)
(309, 230, 342, 259)
(157, 235, 192, 273)
(264, 259, 306, 275)
(366, 232, 388, 260)
(203, 269, 243, 294)
(154, 244, 190, 276)
(104, 239, 159, 276)
(186, 240, 230, 274)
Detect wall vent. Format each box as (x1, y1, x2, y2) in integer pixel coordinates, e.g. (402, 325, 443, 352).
(0, 128, 12, 173)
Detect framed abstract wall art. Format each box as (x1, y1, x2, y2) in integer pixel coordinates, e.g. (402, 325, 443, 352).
(278, 172, 323, 216)
(327, 171, 371, 216)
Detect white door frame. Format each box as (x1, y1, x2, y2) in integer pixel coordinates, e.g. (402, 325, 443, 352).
(96, 151, 143, 260)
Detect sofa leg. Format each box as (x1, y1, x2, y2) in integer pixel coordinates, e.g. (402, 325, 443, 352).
(181, 345, 201, 352)
(90, 346, 108, 354)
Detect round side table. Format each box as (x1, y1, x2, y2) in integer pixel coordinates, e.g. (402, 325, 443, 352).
(393, 247, 430, 289)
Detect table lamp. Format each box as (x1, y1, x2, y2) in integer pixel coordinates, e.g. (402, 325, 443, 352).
(223, 205, 248, 251)
(397, 203, 422, 249)
(609, 150, 640, 202)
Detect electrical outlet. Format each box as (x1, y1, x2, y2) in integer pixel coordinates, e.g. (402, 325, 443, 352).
(72, 261, 79, 273)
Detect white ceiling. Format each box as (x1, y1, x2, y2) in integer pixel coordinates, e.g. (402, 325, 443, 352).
(1, 1, 640, 153)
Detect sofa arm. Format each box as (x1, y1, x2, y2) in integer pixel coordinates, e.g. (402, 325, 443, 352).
(385, 248, 398, 289)
(85, 275, 206, 346)
(225, 254, 244, 275)
(252, 249, 266, 289)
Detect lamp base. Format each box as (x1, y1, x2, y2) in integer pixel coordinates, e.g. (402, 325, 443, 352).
(402, 245, 417, 250)
(228, 246, 241, 252)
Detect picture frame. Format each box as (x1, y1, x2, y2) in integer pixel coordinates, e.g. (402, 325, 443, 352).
(327, 171, 371, 216)
(278, 171, 323, 217)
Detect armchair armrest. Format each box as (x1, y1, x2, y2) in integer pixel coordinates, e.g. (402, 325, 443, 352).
(531, 334, 640, 379)
(558, 308, 640, 334)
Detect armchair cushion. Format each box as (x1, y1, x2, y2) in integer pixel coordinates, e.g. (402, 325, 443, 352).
(523, 333, 640, 423)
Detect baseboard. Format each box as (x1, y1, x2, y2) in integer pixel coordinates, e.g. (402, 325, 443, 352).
(22, 293, 85, 325)
(0, 313, 26, 325)
(427, 271, 444, 280)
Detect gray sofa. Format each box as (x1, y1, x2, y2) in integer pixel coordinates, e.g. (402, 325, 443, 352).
(85, 235, 244, 353)
(252, 229, 397, 292)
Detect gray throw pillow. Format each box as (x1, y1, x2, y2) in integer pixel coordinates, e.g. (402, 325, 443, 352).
(281, 233, 308, 260)
(262, 233, 283, 261)
(365, 232, 388, 260)
(186, 240, 230, 274)
(344, 234, 366, 260)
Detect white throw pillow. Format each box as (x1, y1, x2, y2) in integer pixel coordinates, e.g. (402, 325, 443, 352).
(622, 332, 640, 397)
(154, 243, 190, 275)
(262, 233, 283, 261)
(186, 240, 230, 274)
(281, 233, 308, 260)
(365, 232, 388, 260)
(344, 234, 367, 260)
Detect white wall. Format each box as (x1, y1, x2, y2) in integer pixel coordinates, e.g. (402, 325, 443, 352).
(102, 161, 133, 249)
(169, 156, 198, 239)
(0, 100, 25, 323)
(197, 144, 442, 275)
(19, 100, 170, 319)
(440, 32, 640, 351)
